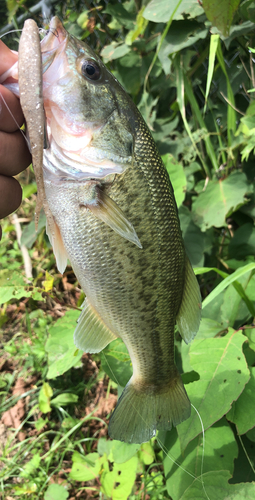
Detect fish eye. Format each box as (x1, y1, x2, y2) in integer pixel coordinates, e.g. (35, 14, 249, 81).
(80, 59, 101, 81)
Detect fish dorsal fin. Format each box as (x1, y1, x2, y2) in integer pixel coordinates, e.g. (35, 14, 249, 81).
(88, 187, 142, 249)
(46, 217, 68, 274)
(74, 299, 118, 353)
(176, 257, 202, 344)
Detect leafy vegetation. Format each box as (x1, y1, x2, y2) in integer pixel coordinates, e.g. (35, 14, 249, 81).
(1, 0, 255, 498)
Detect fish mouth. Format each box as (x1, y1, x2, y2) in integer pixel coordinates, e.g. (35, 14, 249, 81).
(41, 17, 68, 53)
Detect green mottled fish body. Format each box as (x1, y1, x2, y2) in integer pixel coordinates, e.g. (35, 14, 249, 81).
(19, 17, 202, 443)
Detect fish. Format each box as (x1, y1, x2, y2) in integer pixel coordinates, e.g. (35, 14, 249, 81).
(9, 16, 202, 443)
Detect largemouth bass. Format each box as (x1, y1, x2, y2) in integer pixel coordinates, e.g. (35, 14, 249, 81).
(8, 17, 201, 443)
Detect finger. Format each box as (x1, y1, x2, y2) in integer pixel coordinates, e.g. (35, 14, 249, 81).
(0, 175, 22, 219)
(0, 130, 31, 176)
(0, 85, 24, 132)
(0, 40, 18, 74)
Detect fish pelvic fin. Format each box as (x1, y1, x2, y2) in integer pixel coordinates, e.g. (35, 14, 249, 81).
(176, 256, 202, 344)
(74, 299, 118, 353)
(108, 371, 191, 444)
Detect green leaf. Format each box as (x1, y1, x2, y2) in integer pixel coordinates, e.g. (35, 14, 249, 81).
(159, 22, 208, 74)
(44, 484, 69, 500)
(104, 4, 136, 30)
(98, 438, 140, 463)
(143, 0, 203, 23)
(100, 339, 132, 387)
(179, 206, 205, 267)
(204, 34, 220, 113)
(69, 451, 102, 481)
(39, 382, 53, 414)
(45, 310, 82, 379)
(216, 41, 237, 142)
(177, 331, 250, 450)
(227, 367, 255, 435)
(203, 0, 241, 37)
(192, 171, 249, 231)
(179, 470, 255, 500)
(22, 182, 37, 200)
(220, 273, 255, 328)
(101, 43, 130, 62)
(21, 211, 46, 248)
(228, 223, 255, 260)
(162, 419, 238, 499)
(101, 455, 138, 500)
(20, 453, 41, 479)
(138, 441, 155, 465)
(202, 263, 255, 309)
(244, 328, 255, 352)
(0, 270, 43, 303)
(163, 154, 186, 207)
(51, 393, 79, 407)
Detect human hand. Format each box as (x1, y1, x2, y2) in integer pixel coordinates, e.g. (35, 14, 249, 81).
(0, 39, 31, 240)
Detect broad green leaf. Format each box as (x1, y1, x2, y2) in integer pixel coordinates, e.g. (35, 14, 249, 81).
(195, 317, 227, 340)
(163, 154, 186, 207)
(45, 310, 82, 379)
(104, 4, 135, 30)
(177, 331, 250, 450)
(51, 393, 79, 407)
(162, 419, 238, 499)
(227, 367, 255, 435)
(101, 43, 130, 61)
(159, 22, 208, 74)
(180, 470, 255, 500)
(231, 432, 255, 483)
(244, 328, 255, 352)
(44, 483, 69, 500)
(138, 441, 155, 465)
(100, 339, 132, 387)
(228, 223, 255, 260)
(192, 171, 249, 231)
(69, 451, 102, 481)
(39, 382, 53, 414)
(203, 0, 241, 37)
(240, 0, 255, 22)
(0, 270, 43, 303)
(179, 206, 205, 267)
(101, 455, 138, 500)
(143, 0, 203, 23)
(98, 438, 140, 464)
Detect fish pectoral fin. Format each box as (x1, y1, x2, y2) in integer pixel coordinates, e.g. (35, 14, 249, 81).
(88, 187, 142, 249)
(74, 298, 118, 353)
(46, 216, 68, 274)
(176, 257, 202, 344)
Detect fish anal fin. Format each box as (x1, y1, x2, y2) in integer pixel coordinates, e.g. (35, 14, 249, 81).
(82, 184, 142, 249)
(74, 299, 118, 353)
(45, 214, 68, 274)
(176, 257, 202, 344)
(108, 371, 190, 444)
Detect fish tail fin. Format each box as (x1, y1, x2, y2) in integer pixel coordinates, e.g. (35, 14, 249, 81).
(108, 372, 190, 444)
